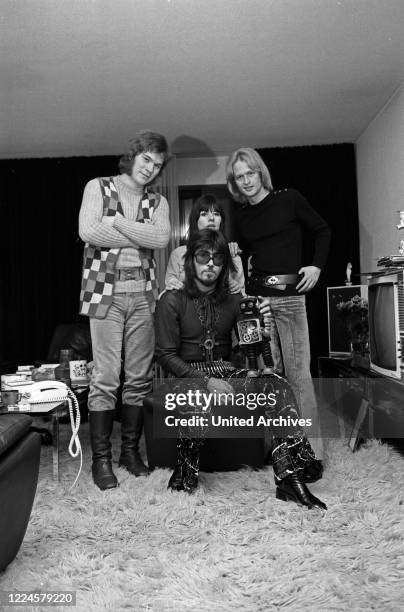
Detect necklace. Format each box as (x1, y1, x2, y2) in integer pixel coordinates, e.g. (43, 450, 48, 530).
(193, 295, 220, 362)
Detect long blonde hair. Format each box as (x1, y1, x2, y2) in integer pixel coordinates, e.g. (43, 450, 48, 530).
(226, 148, 273, 203)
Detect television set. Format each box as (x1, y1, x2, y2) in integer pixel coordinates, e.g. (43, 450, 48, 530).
(368, 269, 404, 381)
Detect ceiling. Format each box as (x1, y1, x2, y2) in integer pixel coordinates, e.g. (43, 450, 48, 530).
(1, 0, 404, 159)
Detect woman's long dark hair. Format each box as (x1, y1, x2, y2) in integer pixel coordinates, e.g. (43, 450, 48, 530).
(183, 229, 235, 302)
(187, 194, 226, 236)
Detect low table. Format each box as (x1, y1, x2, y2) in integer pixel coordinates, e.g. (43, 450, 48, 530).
(1, 400, 69, 482)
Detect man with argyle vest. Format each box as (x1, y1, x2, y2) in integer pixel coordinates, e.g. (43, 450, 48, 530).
(79, 130, 170, 490)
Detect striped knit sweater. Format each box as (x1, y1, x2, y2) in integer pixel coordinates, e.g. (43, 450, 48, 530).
(79, 174, 170, 316)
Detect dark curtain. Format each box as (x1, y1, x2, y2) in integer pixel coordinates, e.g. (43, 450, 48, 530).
(1, 156, 119, 364)
(1, 144, 359, 373)
(256, 143, 360, 374)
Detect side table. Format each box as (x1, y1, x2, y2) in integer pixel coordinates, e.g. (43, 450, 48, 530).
(2, 401, 69, 481)
(317, 356, 404, 448)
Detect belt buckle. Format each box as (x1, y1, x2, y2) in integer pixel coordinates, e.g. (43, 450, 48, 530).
(265, 275, 279, 286)
(121, 268, 139, 281)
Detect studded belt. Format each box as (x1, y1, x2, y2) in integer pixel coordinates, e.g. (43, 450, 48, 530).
(250, 273, 299, 287)
(115, 267, 144, 281)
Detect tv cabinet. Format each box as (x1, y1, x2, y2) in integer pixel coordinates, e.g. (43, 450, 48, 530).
(317, 356, 404, 443)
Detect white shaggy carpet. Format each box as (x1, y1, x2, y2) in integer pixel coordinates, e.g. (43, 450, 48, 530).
(1, 423, 404, 612)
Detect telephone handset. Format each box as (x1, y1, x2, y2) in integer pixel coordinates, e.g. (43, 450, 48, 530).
(28, 380, 69, 404)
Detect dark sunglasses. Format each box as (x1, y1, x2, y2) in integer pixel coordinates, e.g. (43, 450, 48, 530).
(194, 250, 225, 266)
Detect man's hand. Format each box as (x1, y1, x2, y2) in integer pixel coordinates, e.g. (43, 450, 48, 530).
(247, 256, 253, 277)
(228, 278, 241, 293)
(165, 278, 184, 290)
(228, 242, 242, 258)
(207, 377, 234, 404)
(296, 266, 321, 293)
(257, 297, 273, 336)
(257, 296, 271, 316)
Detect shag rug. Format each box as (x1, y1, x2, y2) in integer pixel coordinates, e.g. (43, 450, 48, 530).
(1, 423, 404, 612)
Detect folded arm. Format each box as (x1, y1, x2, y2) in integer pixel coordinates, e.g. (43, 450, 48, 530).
(79, 179, 134, 248)
(113, 197, 171, 250)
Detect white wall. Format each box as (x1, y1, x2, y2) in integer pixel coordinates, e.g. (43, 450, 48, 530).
(176, 156, 228, 186)
(178, 104, 404, 273)
(356, 84, 404, 272)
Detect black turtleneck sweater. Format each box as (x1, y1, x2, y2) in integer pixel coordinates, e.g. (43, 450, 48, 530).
(155, 289, 241, 378)
(234, 188, 331, 295)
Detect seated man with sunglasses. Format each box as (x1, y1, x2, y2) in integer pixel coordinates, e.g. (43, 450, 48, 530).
(154, 229, 326, 509)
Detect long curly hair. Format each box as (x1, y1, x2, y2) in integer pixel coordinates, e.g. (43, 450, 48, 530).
(183, 229, 235, 302)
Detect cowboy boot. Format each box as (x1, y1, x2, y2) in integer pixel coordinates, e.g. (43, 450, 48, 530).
(183, 438, 203, 494)
(90, 410, 118, 490)
(118, 405, 149, 476)
(167, 438, 189, 491)
(302, 459, 324, 483)
(276, 473, 327, 510)
(294, 436, 324, 483)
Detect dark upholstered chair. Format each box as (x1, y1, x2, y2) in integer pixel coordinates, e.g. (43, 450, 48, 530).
(0, 414, 41, 572)
(47, 321, 92, 363)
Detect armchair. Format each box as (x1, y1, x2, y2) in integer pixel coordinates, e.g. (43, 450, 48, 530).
(0, 414, 41, 571)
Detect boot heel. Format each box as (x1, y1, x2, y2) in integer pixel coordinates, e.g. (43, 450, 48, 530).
(276, 475, 327, 510)
(276, 487, 290, 502)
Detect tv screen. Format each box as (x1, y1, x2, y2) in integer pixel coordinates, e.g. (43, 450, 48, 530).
(368, 283, 397, 371)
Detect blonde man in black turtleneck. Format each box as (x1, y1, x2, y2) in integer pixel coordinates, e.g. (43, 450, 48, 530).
(226, 147, 331, 481)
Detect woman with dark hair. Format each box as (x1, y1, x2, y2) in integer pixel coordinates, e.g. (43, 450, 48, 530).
(165, 194, 245, 293)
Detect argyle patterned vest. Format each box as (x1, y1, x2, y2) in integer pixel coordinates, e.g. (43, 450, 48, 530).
(79, 177, 161, 319)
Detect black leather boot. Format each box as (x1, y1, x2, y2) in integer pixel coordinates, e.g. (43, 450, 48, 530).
(118, 405, 149, 476)
(168, 464, 186, 491)
(168, 438, 190, 491)
(89, 410, 118, 491)
(276, 473, 327, 510)
(183, 439, 203, 494)
(302, 459, 323, 483)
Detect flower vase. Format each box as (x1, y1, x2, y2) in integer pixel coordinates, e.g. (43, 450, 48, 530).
(337, 294, 370, 368)
(347, 315, 370, 369)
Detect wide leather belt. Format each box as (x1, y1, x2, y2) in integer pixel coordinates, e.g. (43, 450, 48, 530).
(250, 273, 299, 287)
(115, 267, 144, 281)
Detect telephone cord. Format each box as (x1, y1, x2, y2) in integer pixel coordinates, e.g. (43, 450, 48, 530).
(67, 390, 82, 489)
